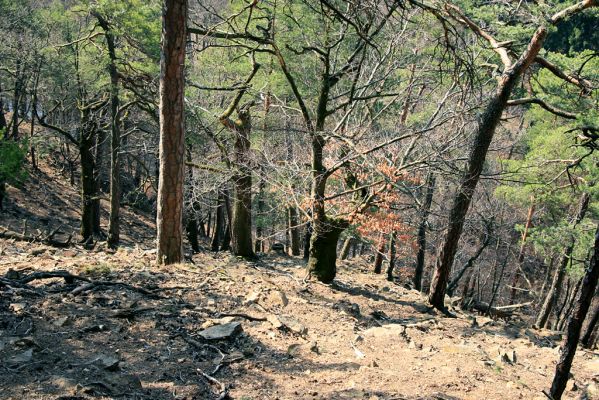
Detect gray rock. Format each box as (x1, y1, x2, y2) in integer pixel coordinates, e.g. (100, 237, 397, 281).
(198, 322, 243, 340)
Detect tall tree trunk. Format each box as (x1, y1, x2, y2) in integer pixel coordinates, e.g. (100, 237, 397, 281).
(95, 15, 122, 249)
(509, 201, 535, 304)
(428, 28, 547, 310)
(230, 109, 254, 258)
(288, 206, 301, 256)
(386, 232, 396, 281)
(414, 173, 435, 291)
(373, 233, 386, 274)
(536, 193, 590, 328)
(549, 223, 599, 400)
(156, 0, 187, 265)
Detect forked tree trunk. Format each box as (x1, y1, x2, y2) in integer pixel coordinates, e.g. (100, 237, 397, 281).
(414, 173, 435, 291)
(428, 27, 547, 310)
(373, 233, 386, 274)
(549, 223, 599, 399)
(156, 0, 187, 265)
(536, 193, 590, 328)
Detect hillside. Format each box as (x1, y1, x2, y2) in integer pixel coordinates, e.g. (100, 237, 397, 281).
(0, 164, 597, 400)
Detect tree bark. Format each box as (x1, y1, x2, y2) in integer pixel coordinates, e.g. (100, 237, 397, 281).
(306, 218, 348, 283)
(536, 193, 590, 328)
(414, 173, 435, 291)
(549, 223, 599, 399)
(428, 27, 547, 310)
(156, 0, 187, 265)
(373, 233, 386, 274)
(229, 109, 254, 258)
(581, 293, 599, 348)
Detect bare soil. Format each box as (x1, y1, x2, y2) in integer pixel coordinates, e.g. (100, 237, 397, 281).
(0, 165, 598, 400)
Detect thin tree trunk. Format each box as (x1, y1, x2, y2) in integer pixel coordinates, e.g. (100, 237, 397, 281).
(95, 14, 122, 249)
(428, 28, 547, 310)
(211, 192, 224, 251)
(0, 83, 7, 133)
(339, 237, 353, 260)
(386, 232, 396, 281)
(289, 206, 301, 256)
(414, 173, 435, 291)
(92, 127, 105, 237)
(80, 124, 96, 242)
(303, 219, 312, 260)
(254, 175, 265, 253)
(446, 234, 491, 297)
(156, 0, 187, 265)
(557, 277, 583, 331)
(536, 193, 590, 328)
(221, 189, 232, 251)
(509, 201, 535, 304)
(549, 223, 599, 399)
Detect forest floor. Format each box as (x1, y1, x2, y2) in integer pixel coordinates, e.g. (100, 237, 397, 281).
(1, 165, 598, 400)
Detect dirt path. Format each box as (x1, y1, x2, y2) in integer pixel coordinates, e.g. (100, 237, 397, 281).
(1, 242, 597, 400)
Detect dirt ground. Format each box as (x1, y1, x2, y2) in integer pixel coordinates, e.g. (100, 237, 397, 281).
(1, 166, 598, 400)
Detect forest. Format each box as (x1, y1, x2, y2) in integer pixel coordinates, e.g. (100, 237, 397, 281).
(0, 0, 598, 399)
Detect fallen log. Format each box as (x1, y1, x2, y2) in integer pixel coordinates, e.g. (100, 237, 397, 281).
(0, 228, 72, 248)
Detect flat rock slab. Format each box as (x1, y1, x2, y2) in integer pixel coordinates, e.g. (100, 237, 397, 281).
(198, 322, 243, 340)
